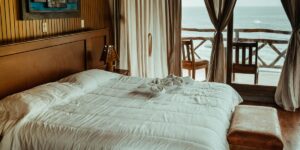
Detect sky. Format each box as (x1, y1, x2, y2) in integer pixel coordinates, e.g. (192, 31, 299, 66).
(182, 0, 282, 7)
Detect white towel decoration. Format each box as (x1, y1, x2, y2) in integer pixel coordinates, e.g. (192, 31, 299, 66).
(134, 75, 194, 97)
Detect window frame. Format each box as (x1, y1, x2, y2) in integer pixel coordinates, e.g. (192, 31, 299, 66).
(226, 14, 277, 103)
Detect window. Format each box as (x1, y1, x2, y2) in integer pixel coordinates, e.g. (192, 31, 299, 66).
(182, 0, 214, 81)
(232, 0, 291, 86)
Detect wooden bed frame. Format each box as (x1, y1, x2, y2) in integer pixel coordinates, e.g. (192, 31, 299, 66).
(0, 28, 110, 100)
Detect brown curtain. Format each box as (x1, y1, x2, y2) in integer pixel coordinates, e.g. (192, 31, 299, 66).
(275, 0, 300, 111)
(204, 0, 237, 82)
(166, 0, 182, 76)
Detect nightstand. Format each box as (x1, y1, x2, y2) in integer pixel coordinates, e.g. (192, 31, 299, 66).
(113, 69, 130, 76)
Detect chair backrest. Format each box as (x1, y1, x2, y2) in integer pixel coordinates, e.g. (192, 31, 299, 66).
(181, 40, 195, 62)
(233, 42, 258, 66)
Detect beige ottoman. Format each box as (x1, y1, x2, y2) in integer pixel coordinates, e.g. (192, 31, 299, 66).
(227, 105, 284, 150)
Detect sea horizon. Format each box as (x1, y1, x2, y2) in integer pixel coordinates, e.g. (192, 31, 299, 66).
(182, 6, 291, 67)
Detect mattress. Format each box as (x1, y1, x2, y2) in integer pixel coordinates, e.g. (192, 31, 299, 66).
(0, 70, 242, 150)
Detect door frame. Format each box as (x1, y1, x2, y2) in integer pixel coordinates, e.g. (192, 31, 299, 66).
(226, 14, 277, 104)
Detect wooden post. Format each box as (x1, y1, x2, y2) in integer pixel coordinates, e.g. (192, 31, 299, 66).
(226, 13, 234, 85)
(235, 30, 239, 42)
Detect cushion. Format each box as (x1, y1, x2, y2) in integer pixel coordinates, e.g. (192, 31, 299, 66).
(59, 69, 121, 92)
(227, 105, 284, 150)
(0, 82, 83, 136)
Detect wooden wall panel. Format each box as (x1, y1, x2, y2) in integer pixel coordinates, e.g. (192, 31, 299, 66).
(0, 29, 109, 99)
(0, 0, 112, 45)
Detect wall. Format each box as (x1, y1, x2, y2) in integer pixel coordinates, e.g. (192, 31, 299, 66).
(0, 0, 113, 45)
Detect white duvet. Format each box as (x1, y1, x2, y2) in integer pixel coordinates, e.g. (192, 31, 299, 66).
(0, 70, 242, 150)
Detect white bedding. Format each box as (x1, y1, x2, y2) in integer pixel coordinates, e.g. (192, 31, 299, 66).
(0, 70, 242, 150)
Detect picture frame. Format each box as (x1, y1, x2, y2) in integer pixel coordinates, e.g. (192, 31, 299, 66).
(21, 0, 81, 20)
(47, 0, 67, 8)
(32, 0, 47, 2)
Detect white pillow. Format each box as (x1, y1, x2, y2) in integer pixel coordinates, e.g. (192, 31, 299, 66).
(0, 82, 83, 136)
(59, 69, 121, 92)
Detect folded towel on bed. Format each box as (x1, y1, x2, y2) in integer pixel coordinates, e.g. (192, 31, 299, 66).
(134, 75, 194, 97)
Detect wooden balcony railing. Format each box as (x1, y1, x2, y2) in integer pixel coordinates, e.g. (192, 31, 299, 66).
(182, 28, 291, 69)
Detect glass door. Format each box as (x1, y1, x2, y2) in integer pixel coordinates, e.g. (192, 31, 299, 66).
(227, 0, 291, 102)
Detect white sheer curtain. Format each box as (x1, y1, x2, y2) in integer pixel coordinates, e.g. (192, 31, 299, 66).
(119, 0, 168, 78)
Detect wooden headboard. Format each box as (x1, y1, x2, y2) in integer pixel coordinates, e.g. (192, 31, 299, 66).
(0, 28, 110, 99)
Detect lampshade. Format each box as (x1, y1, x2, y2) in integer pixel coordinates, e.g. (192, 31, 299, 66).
(100, 45, 119, 71)
(107, 45, 119, 63)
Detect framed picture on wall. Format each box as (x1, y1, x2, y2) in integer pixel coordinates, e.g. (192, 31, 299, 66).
(47, 0, 67, 8)
(21, 0, 81, 20)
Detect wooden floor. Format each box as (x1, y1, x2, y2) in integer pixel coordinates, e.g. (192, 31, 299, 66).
(242, 102, 300, 150)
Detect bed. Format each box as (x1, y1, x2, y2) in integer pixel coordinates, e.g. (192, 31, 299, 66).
(0, 30, 242, 150)
(0, 69, 242, 150)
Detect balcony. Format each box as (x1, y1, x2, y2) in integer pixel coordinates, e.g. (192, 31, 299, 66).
(182, 28, 291, 86)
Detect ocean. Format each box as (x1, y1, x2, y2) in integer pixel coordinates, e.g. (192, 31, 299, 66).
(182, 6, 291, 67)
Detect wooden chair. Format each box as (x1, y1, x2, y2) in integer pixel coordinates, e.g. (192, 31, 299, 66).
(181, 40, 209, 80)
(232, 42, 259, 84)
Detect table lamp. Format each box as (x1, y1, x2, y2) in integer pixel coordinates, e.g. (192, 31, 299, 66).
(100, 45, 119, 71)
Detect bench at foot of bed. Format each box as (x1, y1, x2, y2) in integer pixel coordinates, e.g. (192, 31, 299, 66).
(227, 105, 283, 150)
